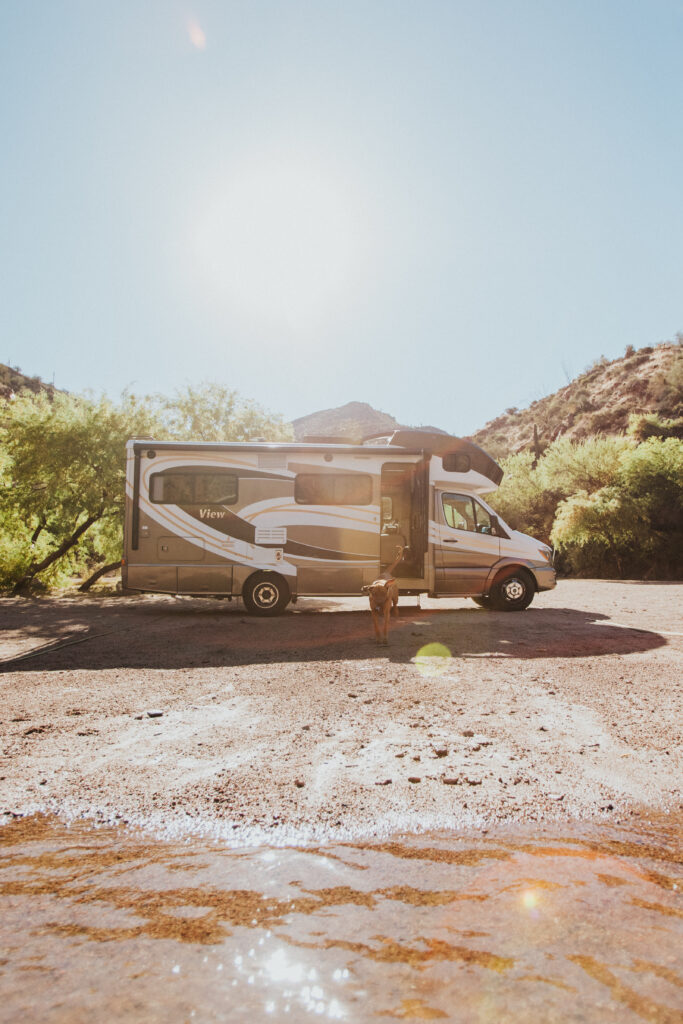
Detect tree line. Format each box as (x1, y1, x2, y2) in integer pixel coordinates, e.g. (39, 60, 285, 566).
(0, 387, 681, 592)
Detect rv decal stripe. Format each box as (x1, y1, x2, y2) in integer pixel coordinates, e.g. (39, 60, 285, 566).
(283, 541, 369, 562)
(241, 499, 378, 529)
(175, 507, 372, 562)
(183, 507, 256, 543)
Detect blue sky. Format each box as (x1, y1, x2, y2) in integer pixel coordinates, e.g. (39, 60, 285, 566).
(2, 1, 682, 435)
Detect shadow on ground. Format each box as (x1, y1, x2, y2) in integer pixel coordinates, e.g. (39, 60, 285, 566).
(0, 596, 667, 672)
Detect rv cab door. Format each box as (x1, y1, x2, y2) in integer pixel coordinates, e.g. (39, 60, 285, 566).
(434, 492, 501, 595)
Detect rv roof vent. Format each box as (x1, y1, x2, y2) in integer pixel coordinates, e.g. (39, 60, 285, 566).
(258, 452, 287, 469)
(362, 434, 393, 446)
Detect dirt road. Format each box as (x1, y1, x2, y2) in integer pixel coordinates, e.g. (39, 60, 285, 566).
(1, 581, 681, 841)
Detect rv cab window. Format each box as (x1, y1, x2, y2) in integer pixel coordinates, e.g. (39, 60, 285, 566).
(442, 495, 476, 531)
(442, 493, 497, 535)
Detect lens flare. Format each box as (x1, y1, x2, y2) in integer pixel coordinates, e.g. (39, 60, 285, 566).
(188, 18, 206, 49)
(522, 889, 538, 910)
(414, 642, 452, 677)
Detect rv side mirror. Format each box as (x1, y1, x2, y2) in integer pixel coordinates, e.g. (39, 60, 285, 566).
(490, 515, 500, 536)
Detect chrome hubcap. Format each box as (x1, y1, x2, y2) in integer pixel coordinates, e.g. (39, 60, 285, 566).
(254, 583, 278, 607)
(503, 578, 525, 601)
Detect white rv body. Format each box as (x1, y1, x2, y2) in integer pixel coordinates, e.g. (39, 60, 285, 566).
(122, 430, 555, 613)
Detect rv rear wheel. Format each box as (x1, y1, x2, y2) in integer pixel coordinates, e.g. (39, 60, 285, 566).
(242, 572, 291, 616)
(490, 569, 534, 611)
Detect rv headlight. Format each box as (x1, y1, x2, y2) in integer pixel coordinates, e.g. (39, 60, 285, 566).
(538, 544, 553, 564)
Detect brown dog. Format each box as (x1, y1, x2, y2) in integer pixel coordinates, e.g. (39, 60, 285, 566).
(362, 545, 404, 645)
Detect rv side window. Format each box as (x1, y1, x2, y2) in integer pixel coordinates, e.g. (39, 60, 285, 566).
(295, 473, 373, 505)
(150, 471, 238, 505)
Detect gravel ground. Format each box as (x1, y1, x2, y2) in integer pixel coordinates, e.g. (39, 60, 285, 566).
(0, 580, 681, 842)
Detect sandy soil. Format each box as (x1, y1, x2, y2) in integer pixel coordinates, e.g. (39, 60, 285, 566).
(0, 580, 681, 842)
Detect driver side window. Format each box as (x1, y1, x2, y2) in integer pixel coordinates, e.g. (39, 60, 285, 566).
(442, 494, 497, 535)
(442, 494, 476, 532)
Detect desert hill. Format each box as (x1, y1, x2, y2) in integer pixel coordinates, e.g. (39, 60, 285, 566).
(292, 401, 447, 442)
(0, 363, 56, 401)
(292, 401, 398, 441)
(469, 341, 682, 457)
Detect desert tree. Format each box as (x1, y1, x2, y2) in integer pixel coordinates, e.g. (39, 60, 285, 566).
(156, 382, 293, 443)
(0, 391, 160, 592)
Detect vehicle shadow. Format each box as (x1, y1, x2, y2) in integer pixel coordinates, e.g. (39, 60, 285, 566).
(0, 596, 668, 672)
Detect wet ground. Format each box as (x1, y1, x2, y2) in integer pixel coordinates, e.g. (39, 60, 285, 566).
(1, 581, 681, 1020)
(1, 813, 681, 1023)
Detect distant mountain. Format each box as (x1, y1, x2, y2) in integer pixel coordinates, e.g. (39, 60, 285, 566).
(292, 401, 398, 441)
(468, 341, 682, 457)
(292, 400, 448, 442)
(0, 363, 57, 401)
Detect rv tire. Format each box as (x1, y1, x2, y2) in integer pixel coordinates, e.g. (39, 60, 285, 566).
(490, 568, 534, 611)
(242, 572, 291, 616)
(472, 596, 491, 609)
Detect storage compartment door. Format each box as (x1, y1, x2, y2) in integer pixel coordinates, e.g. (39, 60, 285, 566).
(177, 566, 232, 593)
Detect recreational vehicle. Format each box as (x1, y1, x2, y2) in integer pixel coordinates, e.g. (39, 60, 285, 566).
(122, 430, 555, 613)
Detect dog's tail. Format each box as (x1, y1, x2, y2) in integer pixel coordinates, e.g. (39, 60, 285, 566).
(386, 545, 405, 577)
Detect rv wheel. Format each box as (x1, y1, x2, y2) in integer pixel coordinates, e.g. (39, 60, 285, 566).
(472, 596, 491, 609)
(490, 569, 534, 611)
(242, 572, 291, 616)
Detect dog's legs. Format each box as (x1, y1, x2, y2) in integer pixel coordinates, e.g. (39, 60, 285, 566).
(382, 602, 391, 644)
(371, 607, 382, 644)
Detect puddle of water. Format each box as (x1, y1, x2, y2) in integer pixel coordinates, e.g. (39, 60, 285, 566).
(0, 815, 681, 1023)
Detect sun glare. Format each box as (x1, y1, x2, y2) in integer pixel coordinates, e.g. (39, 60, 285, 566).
(193, 156, 365, 329)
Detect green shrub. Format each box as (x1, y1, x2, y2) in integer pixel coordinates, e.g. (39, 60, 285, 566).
(539, 436, 630, 494)
(488, 451, 557, 543)
(551, 438, 683, 577)
(627, 413, 683, 442)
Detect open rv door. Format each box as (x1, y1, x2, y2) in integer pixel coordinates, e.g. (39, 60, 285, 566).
(410, 458, 429, 578)
(379, 457, 428, 578)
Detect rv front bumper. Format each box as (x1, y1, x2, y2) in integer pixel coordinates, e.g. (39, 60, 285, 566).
(533, 564, 556, 591)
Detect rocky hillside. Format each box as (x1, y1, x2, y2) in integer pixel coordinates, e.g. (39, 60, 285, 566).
(469, 341, 682, 457)
(292, 401, 447, 442)
(0, 363, 56, 401)
(292, 401, 398, 441)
